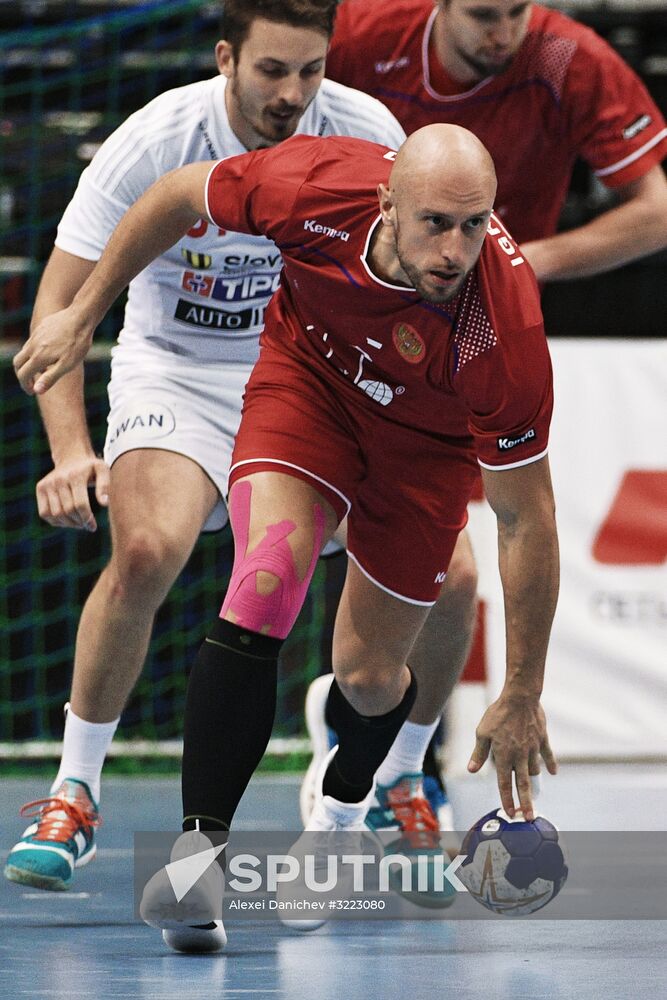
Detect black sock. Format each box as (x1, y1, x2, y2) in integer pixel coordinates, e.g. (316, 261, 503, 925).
(322, 671, 417, 803)
(181, 619, 282, 832)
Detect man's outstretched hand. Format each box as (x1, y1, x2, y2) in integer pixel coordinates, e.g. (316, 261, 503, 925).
(468, 694, 557, 820)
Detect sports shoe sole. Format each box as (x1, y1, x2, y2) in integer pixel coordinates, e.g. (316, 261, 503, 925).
(162, 921, 227, 954)
(4, 843, 97, 892)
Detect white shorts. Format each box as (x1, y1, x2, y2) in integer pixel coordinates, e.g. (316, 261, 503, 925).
(104, 344, 253, 531)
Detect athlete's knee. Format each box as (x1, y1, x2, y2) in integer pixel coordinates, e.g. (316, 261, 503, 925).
(332, 646, 403, 709)
(220, 480, 327, 639)
(334, 667, 406, 718)
(110, 528, 185, 602)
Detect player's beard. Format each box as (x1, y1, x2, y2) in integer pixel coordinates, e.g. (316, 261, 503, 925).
(394, 237, 467, 304)
(454, 45, 516, 79)
(231, 78, 306, 147)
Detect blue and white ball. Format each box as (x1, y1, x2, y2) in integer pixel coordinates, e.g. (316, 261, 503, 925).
(459, 808, 568, 916)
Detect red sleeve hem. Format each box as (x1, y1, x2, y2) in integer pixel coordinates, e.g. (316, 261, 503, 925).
(596, 132, 667, 189)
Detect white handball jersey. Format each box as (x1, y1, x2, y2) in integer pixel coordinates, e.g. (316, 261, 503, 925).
(56, 76, 406, 363)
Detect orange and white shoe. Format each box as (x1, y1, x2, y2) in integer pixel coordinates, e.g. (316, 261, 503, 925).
(366, 774, 457, 909)
(4, 778, 100, 891)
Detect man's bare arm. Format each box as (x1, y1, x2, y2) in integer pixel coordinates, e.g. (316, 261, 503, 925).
(14, 161, 213, 395)
(469, 456, 560, 820)
(523, 164, 667, 282)
(31, 248, 110, 530)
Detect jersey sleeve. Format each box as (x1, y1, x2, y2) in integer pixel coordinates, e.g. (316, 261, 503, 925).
(56, 105, 177, 260)
(563, 32, 667, 188)
(462, 322, 553, 470)
(56, 170, 132, 261)
(204, 137, 318, 244)
(453, 243, 553, 470)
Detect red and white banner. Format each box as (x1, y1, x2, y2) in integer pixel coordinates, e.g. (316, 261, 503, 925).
(450, 339, 667, 762)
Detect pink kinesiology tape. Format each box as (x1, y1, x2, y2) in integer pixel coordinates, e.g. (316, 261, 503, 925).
(220, 480, 326, 638)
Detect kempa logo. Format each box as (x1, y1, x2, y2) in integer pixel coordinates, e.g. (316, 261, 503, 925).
(375, 56, 410, 74)
(304, 219, 350, 241)
(497, 428, 535, 451)
(623, 114, 651, 140)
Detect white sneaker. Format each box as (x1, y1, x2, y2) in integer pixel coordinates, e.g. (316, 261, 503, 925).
(280, 746, 377, 932)
(299, 674, 336, 825)
(140, 830, 227, 954)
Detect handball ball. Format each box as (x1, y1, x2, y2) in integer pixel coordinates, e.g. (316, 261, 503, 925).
(459, 808, 568, 916)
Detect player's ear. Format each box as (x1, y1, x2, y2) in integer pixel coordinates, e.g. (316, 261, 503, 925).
(377, 183, 395, 227)
(215, 40, 235, 78)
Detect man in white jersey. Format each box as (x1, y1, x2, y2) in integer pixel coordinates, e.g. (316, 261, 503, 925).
(3, 0, 408, 899)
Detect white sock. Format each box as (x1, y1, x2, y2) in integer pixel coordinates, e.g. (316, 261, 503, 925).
(375, 720, 440, 787)
(51, 706, 120, 803)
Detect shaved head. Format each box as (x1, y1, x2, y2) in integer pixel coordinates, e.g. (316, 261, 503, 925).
(390, 124, 496, 209)
(374, 124, 497, 303)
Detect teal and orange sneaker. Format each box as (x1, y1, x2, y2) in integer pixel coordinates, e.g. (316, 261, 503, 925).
(4, 778, 100, 891)
(366, 774, 457, 910)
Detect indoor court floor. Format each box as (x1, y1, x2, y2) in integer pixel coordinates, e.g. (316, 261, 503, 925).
(1, 763, 666, 1000)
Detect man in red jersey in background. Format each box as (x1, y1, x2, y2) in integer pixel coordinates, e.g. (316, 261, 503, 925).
(15, 124, 560, 949)
(313, 0, 667, 829)
(327, 0, 667, 262)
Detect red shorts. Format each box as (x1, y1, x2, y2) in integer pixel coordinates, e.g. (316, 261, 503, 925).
(230, 346, 479, 604)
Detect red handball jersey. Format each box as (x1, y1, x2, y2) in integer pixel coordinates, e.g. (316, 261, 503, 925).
(326, 0, 667, 243)
(205, 135, 552, 471)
